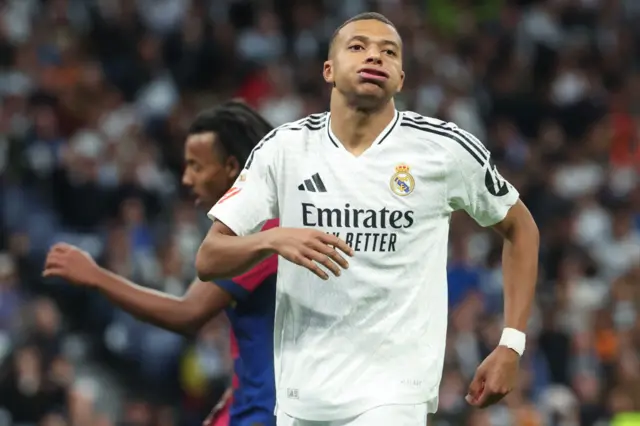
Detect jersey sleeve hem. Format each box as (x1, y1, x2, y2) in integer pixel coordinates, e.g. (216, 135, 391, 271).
(212, 279, 250, 301)
(207, 208, 249, 237)
(477, 191, 520, 228)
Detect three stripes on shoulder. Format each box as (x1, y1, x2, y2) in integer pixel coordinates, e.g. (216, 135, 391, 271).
(245, 113, 327, 170)
(400, 115, 509, 196)
(400, 115, 490, 167)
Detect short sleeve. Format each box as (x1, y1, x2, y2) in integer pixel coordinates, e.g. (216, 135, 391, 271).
(445, 125, 519, 227)
(208, 132, 279, 236)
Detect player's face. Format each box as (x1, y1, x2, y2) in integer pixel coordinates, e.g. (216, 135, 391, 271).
(182, 133, 240, 209)
(324, 20, 404, 108)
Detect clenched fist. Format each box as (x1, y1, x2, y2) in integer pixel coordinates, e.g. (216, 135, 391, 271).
(466, 346, 520, 408)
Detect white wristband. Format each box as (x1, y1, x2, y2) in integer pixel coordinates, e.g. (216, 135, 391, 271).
(499, 328, 526, 356)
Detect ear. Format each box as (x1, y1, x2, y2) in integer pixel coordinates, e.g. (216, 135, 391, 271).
(225, 156, 241, 182)
(323, 60, 334, 85)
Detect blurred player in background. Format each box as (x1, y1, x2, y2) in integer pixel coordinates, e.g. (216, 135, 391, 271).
(196, 12, 539, 426)
(43, 101, 277, 426)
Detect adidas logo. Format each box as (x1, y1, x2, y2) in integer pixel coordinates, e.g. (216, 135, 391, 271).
(298, 173, 327, 192)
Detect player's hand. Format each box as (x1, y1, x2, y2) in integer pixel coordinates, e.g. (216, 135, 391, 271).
(42, 243, 101, 287)
(465, 346, 519, 408)
(265, 228, 353, 280)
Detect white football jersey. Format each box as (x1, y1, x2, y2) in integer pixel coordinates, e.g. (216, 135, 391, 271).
(209, 110, 519, 420)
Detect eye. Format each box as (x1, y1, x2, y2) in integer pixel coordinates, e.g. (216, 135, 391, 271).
(348, 44, 364, 51)
(384, 49, 397, 56)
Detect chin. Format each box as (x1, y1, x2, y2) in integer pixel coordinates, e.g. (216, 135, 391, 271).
(357, 85, 385, 95)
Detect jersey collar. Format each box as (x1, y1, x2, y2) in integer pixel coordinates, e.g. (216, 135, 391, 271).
(325, 109, 400, 150)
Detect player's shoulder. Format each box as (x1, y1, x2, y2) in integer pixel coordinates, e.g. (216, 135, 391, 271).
(248, 114, 328, 166)
(399, 110, 449, 128)
(264, 112, 329, 144)
(398, 110, 477, 142)
(398, 110, 490, 167)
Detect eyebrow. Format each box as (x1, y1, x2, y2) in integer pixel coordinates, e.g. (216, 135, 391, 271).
(346, 35, 401, 50)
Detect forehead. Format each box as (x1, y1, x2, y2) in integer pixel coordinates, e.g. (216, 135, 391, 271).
(336, 19, 401, 46)
(184, 132, 220, 161)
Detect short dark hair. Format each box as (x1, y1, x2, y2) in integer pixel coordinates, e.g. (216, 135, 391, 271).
(328, 12, 397, 56)
(188, 100, 273, 166)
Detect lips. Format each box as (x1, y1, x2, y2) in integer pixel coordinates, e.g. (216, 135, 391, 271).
(358, 67, 389, 82)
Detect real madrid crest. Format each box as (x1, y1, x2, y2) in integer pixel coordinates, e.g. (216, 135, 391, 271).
(390, 163, 415, 196)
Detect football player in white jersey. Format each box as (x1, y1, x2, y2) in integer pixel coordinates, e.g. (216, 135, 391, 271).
(195, 12, 539, 426)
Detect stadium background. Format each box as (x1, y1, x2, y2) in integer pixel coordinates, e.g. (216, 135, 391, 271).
(0, 0, 639, 425)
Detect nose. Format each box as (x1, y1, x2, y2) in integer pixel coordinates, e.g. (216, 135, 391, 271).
(365, 47, 382, 65)
(182, 171, 192, 187)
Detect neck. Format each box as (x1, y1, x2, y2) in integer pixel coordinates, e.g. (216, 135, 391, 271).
(329, 92, 396, 156)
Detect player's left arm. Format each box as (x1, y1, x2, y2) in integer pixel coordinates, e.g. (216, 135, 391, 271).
(444, 124, 539, 408)
(490, 200, 539, 335)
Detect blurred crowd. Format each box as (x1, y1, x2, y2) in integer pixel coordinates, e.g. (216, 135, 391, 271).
(0, 0, 639, 425)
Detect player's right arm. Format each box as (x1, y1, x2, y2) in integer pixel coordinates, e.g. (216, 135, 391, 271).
(196, 129, 352, 281)
(43, 243, 230, 335)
